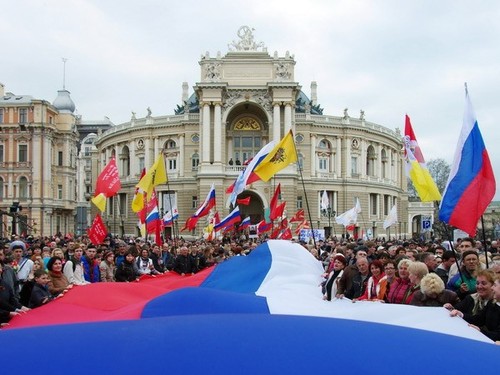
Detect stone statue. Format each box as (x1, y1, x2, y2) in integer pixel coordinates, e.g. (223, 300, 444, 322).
(343, 108, 349, 119)
(228, 26, 265, 52)
(359, 110, 365, 121)
(146, 107, 152, 117)
(131, 111, 136, 120)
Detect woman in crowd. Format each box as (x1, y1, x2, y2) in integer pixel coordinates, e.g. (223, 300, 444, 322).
(1, 262, 30, 325)
(47, 257, 72, 297)
(19, 257, 44, 306)
(405, 261, 429, 304)
(445, 269, 495, 315)
(99, 251, 116, 282)
(386, 259, 413, 304)
(323, 254, 346, 301)
(447, 250, 480, 299)
(115, 251, 139, 282)
(450, 275, 500, 342)
(354, 260, 386, 302)
(411, 273, 459, 307)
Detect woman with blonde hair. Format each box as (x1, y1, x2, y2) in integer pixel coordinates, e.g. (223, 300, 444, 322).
(411, 273, 459, 307)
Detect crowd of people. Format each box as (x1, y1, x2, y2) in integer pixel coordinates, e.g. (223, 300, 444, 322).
(319, 237, 500, 342)
(1, 233, 499, 343)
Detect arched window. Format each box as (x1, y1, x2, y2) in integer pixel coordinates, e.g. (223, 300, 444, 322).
(19, 176, 28, 199)
(366, 145, 376, 176)
(121, 146, 130, 177)
(165, 140, 177, 149)
(191, 153, 200, 171)
(317, 139, 331, 173)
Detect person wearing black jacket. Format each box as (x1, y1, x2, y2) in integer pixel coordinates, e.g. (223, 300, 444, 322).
(173, 246, 195, 275)
(115, 251, 139, 282)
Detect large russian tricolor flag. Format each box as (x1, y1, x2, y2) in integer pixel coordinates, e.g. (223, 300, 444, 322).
(2, 241, 497, 374)
(439, 87, 496, 235)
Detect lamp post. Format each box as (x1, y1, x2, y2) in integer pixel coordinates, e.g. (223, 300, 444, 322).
(372, 221, 376, 240)
(322, 207, 336, 239)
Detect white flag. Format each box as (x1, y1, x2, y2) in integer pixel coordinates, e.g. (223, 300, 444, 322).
(383, 203, 398, 230)
(320, 190, 329, 210)
(335, 198, 361, 227)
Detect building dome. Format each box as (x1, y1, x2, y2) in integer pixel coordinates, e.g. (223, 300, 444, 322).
(53, 89, 76, 113)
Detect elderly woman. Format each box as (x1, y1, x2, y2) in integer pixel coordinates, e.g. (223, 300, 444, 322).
(323, 254, 347, 301)
(446, 270, 495, 315)
(411, 273, 459, 307)
(450, 275, 500, 342)
(405, 261, 429, 304)
(386, 259, 413, 304)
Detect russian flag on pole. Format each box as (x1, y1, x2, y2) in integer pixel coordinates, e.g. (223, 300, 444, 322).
(194, 183, 216, 218)
(439, 86, 496, 236)
(214, 206, 241, 231)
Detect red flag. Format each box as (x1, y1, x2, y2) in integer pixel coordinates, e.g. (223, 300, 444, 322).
(290, 209, 305, 223)
(258, 220, 272, 233)
(294, 219, 310, 234)
(180, 217, 198, 232)
(269, 184, 281, 216)
(270, 225, 281, 239)
(280, 227, 293, 240)
(281, 218, 289, 229)
(87, 214, 107, 245)
(346, 224, 355, 231)
(236, 196, 251, 205)
(91, 158, 121, 211)
(271, 201, 286, 221)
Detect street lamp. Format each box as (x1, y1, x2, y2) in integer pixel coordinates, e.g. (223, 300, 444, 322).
(372, 221, 376, 240)
(322, 207, 336, 239)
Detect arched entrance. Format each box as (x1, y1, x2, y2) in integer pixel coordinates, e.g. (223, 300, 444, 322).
(235, 190, 264, 224)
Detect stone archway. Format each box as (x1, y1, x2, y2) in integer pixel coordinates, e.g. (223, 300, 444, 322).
(236, 190, 264, 224)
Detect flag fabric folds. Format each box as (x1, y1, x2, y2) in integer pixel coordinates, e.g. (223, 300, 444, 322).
(162, 207, 179, 226)
(320, 190, 329, 211)
(290, 209, 305, 223)
(131, 168, 147, 213)
(383, 203, 398, 230)
(439, 87, 496, 236)
(91, 158, 121, 212)
(229, 141, 277, 204)
(214, 207, 241, 232)
(404, 115, 442, 202)
(253, 130, 297, 182)
(136, 154, 167, 201)
(194, 183, 216, 218)
(335, 198, 361, 227)
(271, 202, 286, 221)
(239, 216, 251, 231)
(87, 214, 107, 245)
(236, 196, 251, 206)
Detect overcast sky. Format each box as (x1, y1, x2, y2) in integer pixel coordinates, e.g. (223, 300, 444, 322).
(2, 0, 499, 199)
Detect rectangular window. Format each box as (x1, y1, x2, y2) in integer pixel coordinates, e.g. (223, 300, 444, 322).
(58, 151, 63, 166)
(19, 108, 28, 124)
(0, 144, 3, 163)
(119, 193, 127, 217)
(384, 195, 391, 216)
(254, 137, 261, 148)
(139, 157, 145, 174)
(49, 115, 53, 125)
(192, 196, 198, 209)
(58, 185, 63, 200)
(297, 196, 303, 209)
(18, 144, 28, 162)
(319, 158, 327, 171)
(242, 137, 253, 147)
(0, 109, 3, 123)
(168, 159, 177, 170)
(84, 147, 91, 157)
(351, 156, 358, 174)
(370, 194, 378, 216)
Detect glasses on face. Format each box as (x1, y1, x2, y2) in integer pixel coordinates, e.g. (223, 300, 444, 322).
(384, 267, 395, 270)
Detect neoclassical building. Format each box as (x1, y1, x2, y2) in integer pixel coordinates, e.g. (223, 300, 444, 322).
(95, 27, 409, 239)
(0, 83, 79, 237)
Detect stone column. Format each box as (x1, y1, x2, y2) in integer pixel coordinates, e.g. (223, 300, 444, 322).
(213, 103, 222, 163)
(310, 134, 316, 177)
(346, 138, 351, 178)
(273, 102, 281, 142)
(336, 137, 342, 176)
(360, 140, 367, 177)
(179, 134, 185, 177)
(227, 138, 233, 162)
(144, 138, 151, 168)
(202, 102, 211, 163)
(284, 102, 292, 134)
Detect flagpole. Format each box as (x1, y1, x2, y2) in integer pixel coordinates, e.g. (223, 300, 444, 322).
(291, 132, 318, 255)
(480, 216, 489, 269)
